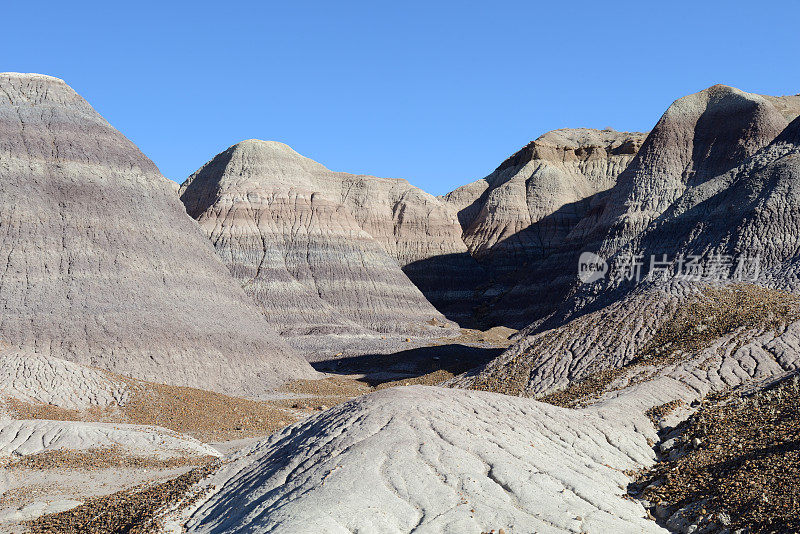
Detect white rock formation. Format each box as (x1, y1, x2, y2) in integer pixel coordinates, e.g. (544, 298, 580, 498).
(0, 418, 219, 459)
(181, 386, 664, 534)
(0, 345, 129, 410)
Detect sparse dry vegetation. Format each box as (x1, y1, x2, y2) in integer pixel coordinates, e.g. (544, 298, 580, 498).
(3, 379, 309, 443)
(6, 447, 215, 471)
(26, 461, 219, 534)
(539, 284, 800, 407)
(633, 373, 800, 533)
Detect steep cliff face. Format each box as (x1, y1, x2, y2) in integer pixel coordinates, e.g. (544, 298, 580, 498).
(0, 73, 316, 396)
(180, 140, 466, 339)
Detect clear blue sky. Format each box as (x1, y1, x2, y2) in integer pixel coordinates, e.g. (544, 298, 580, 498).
(4, 1, 799, 195)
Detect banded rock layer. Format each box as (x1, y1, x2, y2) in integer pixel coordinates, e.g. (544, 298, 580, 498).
(0, 73, 315, 396)
(459, 87, 800, 400)
(592, 85, 793, 260)
(180, 140, 475, 338)
(563, 87, 800, 319)
(442, 128, 646, 327)
(445, 128, 646, 268)
(463, 86, 800, 328)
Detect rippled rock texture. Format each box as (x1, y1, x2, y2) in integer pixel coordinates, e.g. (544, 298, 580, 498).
(181, 386, 663, 534)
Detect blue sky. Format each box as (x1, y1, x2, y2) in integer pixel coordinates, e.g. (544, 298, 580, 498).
(3, 1, 799, 195)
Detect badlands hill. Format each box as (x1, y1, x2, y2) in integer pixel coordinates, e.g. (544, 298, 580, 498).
(0, 73, 316, 396)
(436, 87, 800, 329)
(590, 85, 796, 262)
(180, 140, 479, 341)
(444, 128, 646, 267)
(445, 86, 800, 329)
(5, 78, 800, 534)
(442, 128, 647, 326)
(169, 86, 800, 533)
(458, 86, 800, 399)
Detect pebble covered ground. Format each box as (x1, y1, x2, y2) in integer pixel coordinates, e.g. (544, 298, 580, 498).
(310, 327, 514, 390)
(632, 372, 800, 533)
(4, 447, 215, 471)
(4, 328, 516, 445)
(25, 461, 219, 533)
(3, 328, 518, 531)
(4, 376, 357, 443)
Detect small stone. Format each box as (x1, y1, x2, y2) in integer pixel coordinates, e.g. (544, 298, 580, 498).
(660, 438, 678, 453)
(691, 437, 703, 448)
(654, 503, 673, 519)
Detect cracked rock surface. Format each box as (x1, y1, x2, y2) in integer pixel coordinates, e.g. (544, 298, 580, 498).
(0, 345, 128, 410)
(0, 417, 220, 459)
(181, 386, 664, 534)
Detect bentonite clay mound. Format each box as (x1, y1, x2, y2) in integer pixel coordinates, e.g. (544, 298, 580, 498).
(444, 128, 646, 267)
(0, 344, 129, 411)
(177, 386, 664, 534)
(449, 86, 798, 329)
(592, 85, 794, 262)
(180, 140, 471, 338)
(555, 90, 800, 324)
(0, 73, 316, 396)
